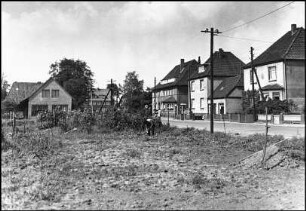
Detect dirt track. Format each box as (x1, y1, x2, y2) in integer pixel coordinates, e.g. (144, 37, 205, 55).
(1, 131, 305, 210)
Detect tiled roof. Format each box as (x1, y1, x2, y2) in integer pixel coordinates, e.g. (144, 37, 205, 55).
(208, 75, 243, 99)
(5, 81, 43, 104)
(262, 84, 284, 90)
(153, 59, 199, 90)
(244, 27, 305, 68)
(190, 49, 245, 80)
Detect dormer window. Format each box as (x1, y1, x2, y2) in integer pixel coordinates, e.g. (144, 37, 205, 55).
(198, 66, 205, 73)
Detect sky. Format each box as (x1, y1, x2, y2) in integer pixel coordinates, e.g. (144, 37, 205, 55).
(2, 1, 305, 89)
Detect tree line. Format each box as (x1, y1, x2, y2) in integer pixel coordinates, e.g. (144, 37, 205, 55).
(1, 58, 152, 114)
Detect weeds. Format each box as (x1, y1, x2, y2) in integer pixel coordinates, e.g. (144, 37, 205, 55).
(125, 149, 142, 158)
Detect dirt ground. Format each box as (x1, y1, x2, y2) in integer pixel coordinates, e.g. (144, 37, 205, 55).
(1, 129, 305, 210)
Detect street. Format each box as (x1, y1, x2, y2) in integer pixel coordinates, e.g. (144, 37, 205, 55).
(161, 117, 305, 139)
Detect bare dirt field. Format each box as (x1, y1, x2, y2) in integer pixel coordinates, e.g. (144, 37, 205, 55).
(1, 127, 305, 210)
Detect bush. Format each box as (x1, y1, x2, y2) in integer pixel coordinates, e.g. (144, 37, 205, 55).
(9, 131, 63, 158)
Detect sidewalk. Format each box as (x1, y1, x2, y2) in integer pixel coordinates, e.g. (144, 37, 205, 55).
(161, 117, 305, 128)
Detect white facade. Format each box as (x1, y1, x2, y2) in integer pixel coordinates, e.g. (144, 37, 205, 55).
(190, 77, 223, 114)
(244, 61, 285, 100)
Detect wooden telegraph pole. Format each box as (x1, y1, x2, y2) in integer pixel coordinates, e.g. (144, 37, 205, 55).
(250, 47, 256, 121)
(201, 27, 221, 134)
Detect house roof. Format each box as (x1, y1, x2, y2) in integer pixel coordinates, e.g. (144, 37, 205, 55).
(262, 84, 284, 91)
(162, 96, 177, 103)
(190, 49, 245, 80)
(93, 88, 110, 99)
(208, 75, 243, 99)
(25, 77, 72, 102)
(153, 59, 199, 91)
(244, 26, 305, 68)
(5, 77, 73, 104)
(5, 81, 43, 104)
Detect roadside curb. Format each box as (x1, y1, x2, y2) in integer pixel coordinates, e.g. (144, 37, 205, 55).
(161, 118, 305, 128)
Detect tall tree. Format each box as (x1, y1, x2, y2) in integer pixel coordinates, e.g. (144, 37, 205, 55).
(1, 73, 10, 101)
(122, 71, 145, 112)
(49, 58, 94, 109)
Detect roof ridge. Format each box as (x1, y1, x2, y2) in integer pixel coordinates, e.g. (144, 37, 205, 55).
(282, 28, 302, 59)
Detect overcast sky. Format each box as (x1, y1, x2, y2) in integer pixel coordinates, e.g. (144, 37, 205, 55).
(2, 1, 305, 89)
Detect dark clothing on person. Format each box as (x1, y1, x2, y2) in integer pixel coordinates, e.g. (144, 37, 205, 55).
(144, 118, 155, 136)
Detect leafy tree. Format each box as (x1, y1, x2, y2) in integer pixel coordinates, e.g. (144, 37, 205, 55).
(1, 73, 10, 101)
(49, 58, 94, 109)
(122, 71, 149, 112)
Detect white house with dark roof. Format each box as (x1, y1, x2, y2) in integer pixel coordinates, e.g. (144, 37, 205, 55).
(243, 24, 305, 112)
(5, 77, 72, 118)
(189, 48, 245, 117)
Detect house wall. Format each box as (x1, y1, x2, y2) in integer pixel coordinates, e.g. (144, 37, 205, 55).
(285, 60, 305, 111)
(153, 86, 189, 114)
(225, 98, 243, 114)
(244, 61, 285, 100)
(190, 77, 223, 114)
(28, 80, 72, 118)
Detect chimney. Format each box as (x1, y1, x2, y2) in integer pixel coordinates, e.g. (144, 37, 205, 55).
(198, 56, 201, 64)
(291, 24, 297, 35)
(218, 48, 224, 58)
(180, 59, 184, 71)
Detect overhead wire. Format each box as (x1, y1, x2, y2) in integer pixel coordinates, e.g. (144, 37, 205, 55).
(216, 34, 273, 43)
(222, 1, 295, 34)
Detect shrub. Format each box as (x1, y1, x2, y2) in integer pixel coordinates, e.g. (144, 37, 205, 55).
(11, 131, 62, 158)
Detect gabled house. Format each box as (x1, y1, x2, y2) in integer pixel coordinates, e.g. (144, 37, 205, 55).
(5, 77, 72, 118)
(189, 48, 245, 116)
(152, 58, 200, 116)
(243, 24, 305, 112)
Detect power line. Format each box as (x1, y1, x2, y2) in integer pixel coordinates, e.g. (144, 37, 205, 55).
(222, 1, 295, 34)
(217, 34, 273, 43)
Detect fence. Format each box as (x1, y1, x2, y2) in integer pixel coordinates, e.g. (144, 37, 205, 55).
(258, 113, 305, 124)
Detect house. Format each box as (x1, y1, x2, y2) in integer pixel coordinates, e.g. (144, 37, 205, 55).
(243, 24, 305, 112)
(5, 77, 72, 118)
(189, 48, 245, 117)
(152, 58, 200, 117)
(89, 88, 111, 113)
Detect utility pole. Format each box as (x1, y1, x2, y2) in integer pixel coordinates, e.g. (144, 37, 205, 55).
(250, 47, 256, 121)
(188, 66, 192, 120)
(110, 79, 114, 106)
(154, 77, 156, 114)
(201, 27, 221, 134)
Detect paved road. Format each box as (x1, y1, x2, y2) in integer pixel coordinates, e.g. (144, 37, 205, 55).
(161, 117, 305, 139)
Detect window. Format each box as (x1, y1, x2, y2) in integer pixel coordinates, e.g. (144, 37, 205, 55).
(198, 66, 205, 73)
(200, 79, 204, 90)
(51, 89, 59, 98)
(272, 92, 280, 100)
(191, 98, 195, 109)
(52, 105, 68, 112)
(191, 81, 195, 91)
(268, 66, 277, 81)
(42, 89, 50, 98)
(31, 104, 48, 116)
(200, 98, 204, 109)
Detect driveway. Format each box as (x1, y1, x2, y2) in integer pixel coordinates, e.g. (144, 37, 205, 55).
(161, 117, 305, 139)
